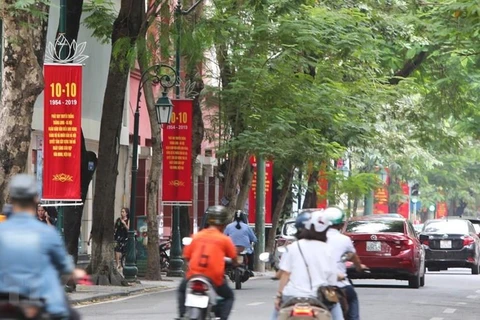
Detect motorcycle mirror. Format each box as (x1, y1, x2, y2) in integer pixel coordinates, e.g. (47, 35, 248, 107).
(259, 252, 271, 262)
(277, 246, 287, 253)
(182, 237, 193, 246)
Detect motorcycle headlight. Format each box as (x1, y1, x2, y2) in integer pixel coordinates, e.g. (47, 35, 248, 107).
(237, 255, 244, 264)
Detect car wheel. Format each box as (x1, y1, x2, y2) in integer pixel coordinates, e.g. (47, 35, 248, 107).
(472, 263, 479, 275)
(420, 274, 425, 287)
(408, 272, 421, 289)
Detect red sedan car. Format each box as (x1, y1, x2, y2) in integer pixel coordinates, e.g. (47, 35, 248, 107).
(343, 215, 426, 288)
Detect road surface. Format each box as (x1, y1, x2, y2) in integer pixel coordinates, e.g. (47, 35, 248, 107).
(78, 269, 480, 319)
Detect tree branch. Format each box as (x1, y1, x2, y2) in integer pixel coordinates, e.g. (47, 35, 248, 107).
(389, 51, 428, 85)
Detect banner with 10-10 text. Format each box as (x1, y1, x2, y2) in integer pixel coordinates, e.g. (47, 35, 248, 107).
(42, 64, 82, 200)
(162, 99, 193, 204)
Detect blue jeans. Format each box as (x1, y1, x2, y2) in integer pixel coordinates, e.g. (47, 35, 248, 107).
(344, 285, 359, 320)
(270, 296, 344, 320)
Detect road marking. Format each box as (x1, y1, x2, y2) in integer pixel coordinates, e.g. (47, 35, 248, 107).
(430, 318, 443, 320)
(457, 302, 467, 305)
(443, 308, 456, 314)
(247, 302, 265, 306)
(467, 295, 478, 299)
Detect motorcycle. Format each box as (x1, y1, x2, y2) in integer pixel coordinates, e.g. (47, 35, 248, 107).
(0, 275, 92, 320)
(278, 297, 332, 320)
(225, 246, 250, 290)
(184, 275, 224, 320)
(182, 237, 232, 320)
(0, 295, 47, 320)
(159, 240, 170, 271)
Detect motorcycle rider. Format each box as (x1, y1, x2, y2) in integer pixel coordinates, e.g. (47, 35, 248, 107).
(224, 210, 257, 276)
(177, 205, 238, 320)
(323, 206, 367, 320)
(0, 174, 84, 320)
(273, 210, 344, 320)
(272, 211, 311, 280)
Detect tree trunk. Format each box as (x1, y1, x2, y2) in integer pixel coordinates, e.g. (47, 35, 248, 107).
(90, 0, 144, 284)
(55, 0, 98, 266)
(235, 162, 254, 211)
(64, 133, 97, 263)
(223, 154, 249, 213)
(137, 58, 162, 280)
(352, 197, 359, 217)
(266, 166, 295, 252)
(302, 171, 319, 209)
(0, 2, 49, 207)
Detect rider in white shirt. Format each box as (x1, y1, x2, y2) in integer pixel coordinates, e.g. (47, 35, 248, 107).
(273, 210, 344, 320)
(323, 207, 367, 320)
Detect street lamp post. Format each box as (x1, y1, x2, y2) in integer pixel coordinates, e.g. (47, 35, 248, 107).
(123, 65, 176, 282)
(411, 196, 419, 223)
(167, 0, 203, 278)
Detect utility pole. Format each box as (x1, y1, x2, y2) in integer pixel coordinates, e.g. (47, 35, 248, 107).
(167, 0, 203, 278)
(55, 0, 68, 238)
(254, 156, 265, 272)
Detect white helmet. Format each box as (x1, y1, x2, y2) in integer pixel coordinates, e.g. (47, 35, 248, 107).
(302, 210, 332, 233)
(323, 207, 346, 225)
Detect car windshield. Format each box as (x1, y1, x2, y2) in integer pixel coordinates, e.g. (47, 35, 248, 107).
(283, 222, 297, 237)
(414, 224, 424, 232)
(423, 220, 469, 234)
(345, 220, 405, 233)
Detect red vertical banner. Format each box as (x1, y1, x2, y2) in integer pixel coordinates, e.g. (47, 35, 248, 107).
(397, 182, 410, 219)
(436, 202, 448, 219)
(162, 99, 193, 203)
(316, 171, 328, 209)
(43, 64, 82, 200)
(248, 157, 273, 225)
(374, 168, 390, 214)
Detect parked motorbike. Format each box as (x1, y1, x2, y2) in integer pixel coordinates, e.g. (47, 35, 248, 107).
(159, 240, 170, 271)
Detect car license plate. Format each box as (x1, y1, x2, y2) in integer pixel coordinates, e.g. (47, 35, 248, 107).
(185, 294, 209, 308)
(366, 241, 381, 252)
(440, 240, 452, 249)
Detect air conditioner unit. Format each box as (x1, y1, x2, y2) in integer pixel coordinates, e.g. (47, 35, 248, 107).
(194, 160, 203, 176)
(204, 164, 214, 177)
(140, 146, 152, 157)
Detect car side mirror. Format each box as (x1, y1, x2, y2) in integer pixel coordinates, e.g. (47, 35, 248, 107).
(419, 234, 428, 242)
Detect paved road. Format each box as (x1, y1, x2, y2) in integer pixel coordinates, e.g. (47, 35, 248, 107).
(78, 269, 480, 319)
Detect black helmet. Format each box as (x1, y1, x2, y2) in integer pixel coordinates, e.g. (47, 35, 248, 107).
(206, 205, 230, 226)
(9, 174, 38, 200)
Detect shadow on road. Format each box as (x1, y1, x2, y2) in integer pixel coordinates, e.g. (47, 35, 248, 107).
(352, 284, 411, 289)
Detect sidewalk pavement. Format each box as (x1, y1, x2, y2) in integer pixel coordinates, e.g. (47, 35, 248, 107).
(69, 271, 274, 305)
(69, 276, 181, 304)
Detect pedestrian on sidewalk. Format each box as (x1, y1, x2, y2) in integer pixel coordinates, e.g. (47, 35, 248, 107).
(114, 208, 130, 271)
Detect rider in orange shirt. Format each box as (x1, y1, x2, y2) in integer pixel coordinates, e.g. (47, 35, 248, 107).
(177, 205, 238, 320)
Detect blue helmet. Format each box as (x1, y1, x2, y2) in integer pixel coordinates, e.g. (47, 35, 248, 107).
(295, 211, 313, 231)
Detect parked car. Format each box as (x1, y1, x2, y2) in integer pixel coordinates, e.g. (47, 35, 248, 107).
(271, 209, 319, 269)
(419, 218, 480, 274)
(343, 215, 425, 288)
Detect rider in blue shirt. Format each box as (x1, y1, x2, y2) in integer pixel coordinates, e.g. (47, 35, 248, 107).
(224, 210, 258, 274)
(0, 174, 82, 319)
